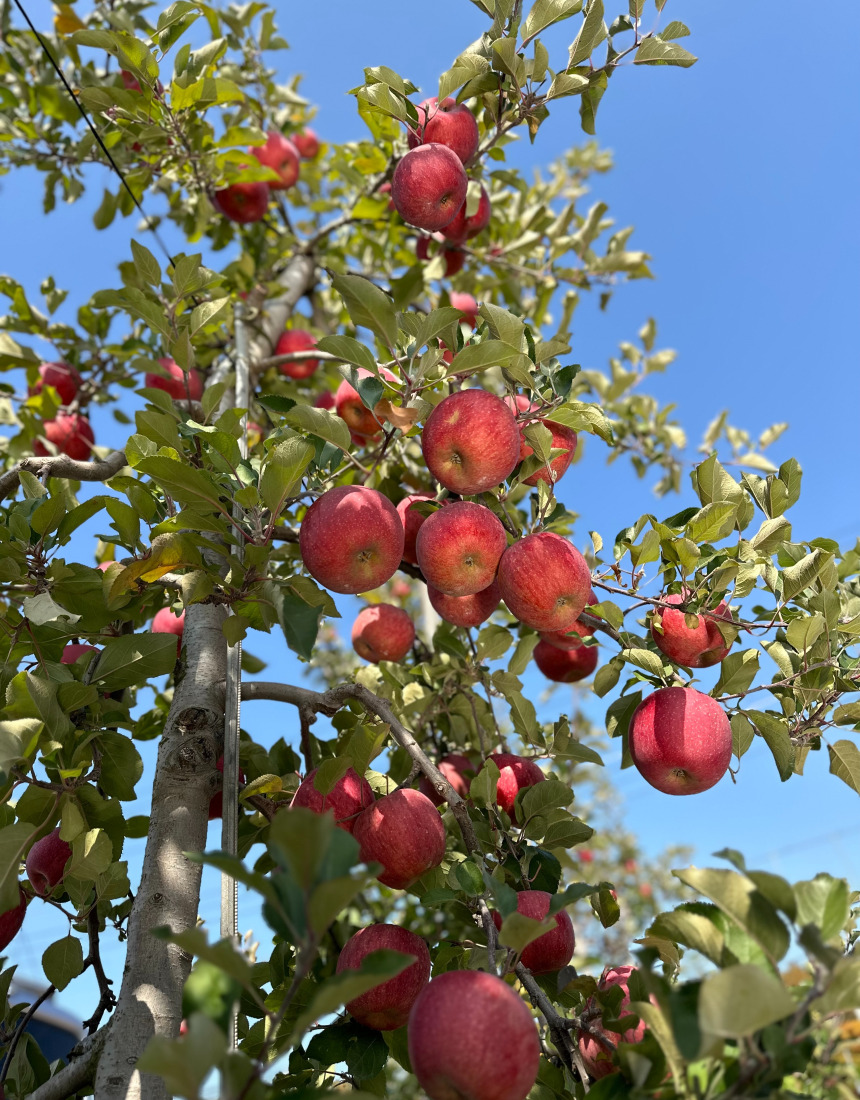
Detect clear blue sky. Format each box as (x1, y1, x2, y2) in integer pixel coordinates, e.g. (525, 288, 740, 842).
(4, 0, 859, 1014)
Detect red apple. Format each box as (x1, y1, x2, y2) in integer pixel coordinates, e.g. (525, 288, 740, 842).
(61, 643, 99, 665)
(378, 181, 396, 211)
(34, 413, 95, 461)
(538, 591, 598, 649)
(208, 755, 247, 820)
(314, 390, 336, 410)
(449, 292, 479, 328)
(213, 180, 270, 223)
(418, 752, 476, 806)
(290, 766, 374, 833)
(26, 827, 72, 897)
(534, 637, 598, 683)
(30, 361, 82, 405)
(293, 129, 320, 160)
(352, 604, 415, 662)
(335, 367, 397, 440)
(407, 97, 480, 165)
(415, 235, 466, 276)
(120, 70, 141, 93)
(249, 131, 300, 190)
(492, 890, 575, 974)
(353, 788, 446, 889)
(422, 390, 521, 496)
(578, 966, 648, 1080)
(275, 329, 319, 379)
(408, 970, 540, 1100)
(649, 592, 734, 668)
(299, 485, 404, 594)
(628, 686, 732, 795)
(427, 580, 501, 629)
(0, 886, 27, 952)
(391, 579, 412, 600)
(145, 357, 204, 402)
(488, 753, 545, 816)
(336, 923, 430, 1030)
(517, 419, 578, 488)
(416, 501, 507, 597)
(441, 185, 491, 244)
(152, 607, 185, 655)
(579, 849, 594, 863)
(396, 493, 436, 564)
(391, 144, 468, 232)
(497, 533, 592, 633)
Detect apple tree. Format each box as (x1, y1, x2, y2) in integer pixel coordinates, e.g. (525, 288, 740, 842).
(0, 1, 859, 1098)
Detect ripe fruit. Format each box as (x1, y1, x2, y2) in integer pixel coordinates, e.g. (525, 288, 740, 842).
(353, 788, 446, 889)
(299, 486, 404, 594)
(418, 752, 476, 806)
(30, 361, 82, 405)
(427, 580, 501, 629)
(396, 493, 435, 564)
(61, 643, 99, 665)
(275, 329, 319, 379)
(352, 604, 415, 662)
(515, 413, 578, 488)
(415, 235, 466, 276)
(407, 97, 480, 165)
(488, 753, 545, 816)
(534, 637, 598, 683)
(498, 533, 592, 633)
(378, 181, 396, 210)
(422, 390, 521, 496)
(293, 129, 320, 159)
(491, 890, 575, 974)
(314, 391, 336, 410)
(649, 592, 734, 668)
(335, 367, 396, 440)
(336, 924, 430, 1029)
(441, 185, 492, 244)
(578, 966, 648, 1080)
(152, 607, 185, 655)
(449, 292, 479, 327)
(34, 413, 95, 461)
(208, 755, 247, 820)
(0, 886, 27, 952)
(538, 592, 598, 649)
(628, 686, 732, 795)
(391, 144, 468, 232)
(26, 828, 72, 896)
(408, 970, 540, 1100)
(213, 180, 270, 224)
(291, 766, 374, 833)
(416, 501, 506, 597)
(249, 131, 300, 190)
(144, 357, 204, 401)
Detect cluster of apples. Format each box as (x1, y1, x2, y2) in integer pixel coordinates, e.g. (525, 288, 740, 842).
(29, 360, 94, 461)
(213, 128, 320, 224)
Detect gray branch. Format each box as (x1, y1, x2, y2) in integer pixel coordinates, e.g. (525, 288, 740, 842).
(28, 1027, 107, 1100)
(0, 449, 126, 503)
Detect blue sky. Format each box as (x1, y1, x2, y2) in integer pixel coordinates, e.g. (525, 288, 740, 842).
(4, 0, 859, 1016)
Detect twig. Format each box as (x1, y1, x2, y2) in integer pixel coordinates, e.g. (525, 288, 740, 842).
(0, 449, 126, 503)
(81, 907, 116, 1034)
(0, 984, 56, 1085)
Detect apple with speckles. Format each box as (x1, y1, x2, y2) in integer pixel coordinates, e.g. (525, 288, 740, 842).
(422, 390, 521, 496)
(290, 766, 374, 833)
(352, 604, 415, 662)
(492, 890, 575, 974)
(487, 753, 545, 816)
(391, 144, 468, 232)
(497, 532, 592, 633)
(337, 923, 430, 1029)
(353, 788, 446, 889)
(416, 501, 507, 597)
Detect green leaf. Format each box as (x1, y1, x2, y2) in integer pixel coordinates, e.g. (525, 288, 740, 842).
(568, 0, 606, 66)
(542, 812, 593, 849)
(331, 273, 398, 348)
(97, 732, 144, 801)
(698, 965, 794, 1038)
(292, 950, 416, 1038)
(624, 648, 667, 678)
(497, 910, 555, 954)
(130, 239, 161, 287)
(685, 502, 736, 544)
(521, 779, 573, 818)
(522, 0, 583, 45)
(274, 584, 324, 661)
(42, 936, 84, 991)
(285, 404, 352, 453)
(746, 710, 793, 782)
(316, 334, 378, 373)
(94, 634, 179, 690)
(782, 548, 832, 602)
(795, 874, 851, 941)
(647, 905, 729, 968)
(0, 822, 37, 911)
(137, 1013, 226, 1097)
(476, 624, 513, 662)
(712, 649, 759, 696)
(259, 438, 315, 516)
(136, 457, 227, 514)
(548, 400, 613, 442)
(811, 957, 860, 1015)
(674, 867, 790, 963)
(634, 36, 697, 67)
(546, 72, 590, 99)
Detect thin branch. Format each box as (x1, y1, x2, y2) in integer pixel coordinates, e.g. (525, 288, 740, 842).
(0, 449, 126, 503)
(0, 983, 56, 1085)
(515, 964, 580, 1082)
(26, 1025, 108, 1100)
(81, 907, 116, 1034)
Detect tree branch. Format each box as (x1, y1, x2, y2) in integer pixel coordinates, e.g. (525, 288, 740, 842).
(515, 964, 582, 1083)
(28, 1027, 108, 1100)
(0, 449, 126, 503)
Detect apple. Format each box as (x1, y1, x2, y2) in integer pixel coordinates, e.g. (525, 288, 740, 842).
(120, 70, 163, 96)
(34, 413, 95, 461)
(299, 485, 404, 594)
(208, 755, 247, 820)
(213, 180, 270, 224)
(293, 129, 320, 160)
(335, 367, 397, 440)
(352, 604, 415, 662)
(396, 493, 436, 564)
(145, 357, 204, 401)
(407, 97, 480, 165)
(491, 890, 575, 974)
(275, 329, 319, 379)
(416, 501, 507, 598)
(391, 579, 412, 600)
(378, 181, 396, 210)
(578, 965, 648, 1080)
(291, 766, 374, 833)
(649, 591, 734, 668)
(336, 923, 430, 1030)
(415, 235, 466, 276)
(579, 849, 594, 863)
(487, 753, 545, 816)
(408, 969, 540, 1100)
(0, 886, 27, 952)
(628, 686, 732, 795)
(61, 643, 99, 665)
(29, 361, 82, 405)
(353, 788, 446, 889)
(152, 607, 185, 656)
(314, 391, 335, 410)
(391, 144, 468, 232)
(418, 752, 476, 806)
(427, 580, 501, 629)
(441, 185, 492, 244)
(249, 131, 300, 190)
(538, 590, 598, 649)
(422, 390, 521, 496)
(26, 827, 72, 897)
(534, 637, 597, 683)
(449, 292, 479, 328)
(497, 533, 592, 633)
